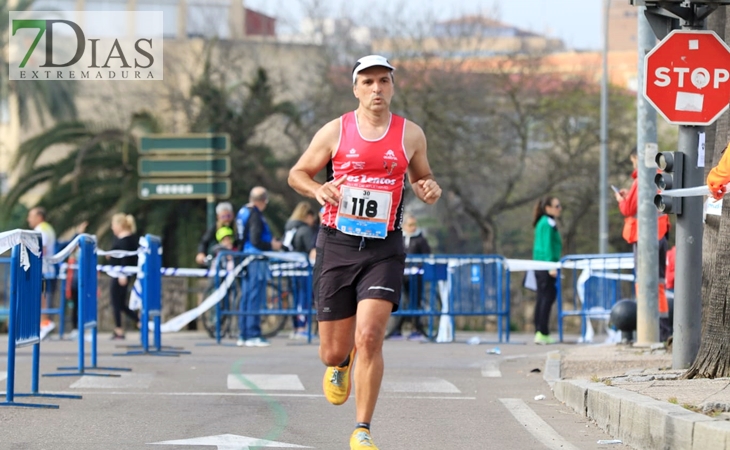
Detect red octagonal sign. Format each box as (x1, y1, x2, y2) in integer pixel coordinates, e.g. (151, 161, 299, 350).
(644, 30, 730, 126)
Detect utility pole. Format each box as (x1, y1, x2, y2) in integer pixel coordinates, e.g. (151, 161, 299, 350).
(635, 6, 660, 345)
(599, 0, 611, 254)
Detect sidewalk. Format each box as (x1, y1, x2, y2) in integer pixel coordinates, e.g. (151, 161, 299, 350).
(549, 343, 730, 450)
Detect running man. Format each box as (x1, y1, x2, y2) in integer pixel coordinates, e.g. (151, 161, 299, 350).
(288, 54, 442, 449)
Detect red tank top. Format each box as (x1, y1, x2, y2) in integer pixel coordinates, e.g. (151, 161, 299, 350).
(321, 111, 409, 235)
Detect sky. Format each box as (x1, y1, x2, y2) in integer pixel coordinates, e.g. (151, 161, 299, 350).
(245, 0, 603, 51)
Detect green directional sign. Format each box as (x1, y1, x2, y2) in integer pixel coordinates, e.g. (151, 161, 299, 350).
(139, 133, 230, 154)
(138, 179, 231, 200)
(138, 156, 231, 177)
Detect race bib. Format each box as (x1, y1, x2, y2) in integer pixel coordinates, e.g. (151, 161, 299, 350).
(335, 186, 391, 239)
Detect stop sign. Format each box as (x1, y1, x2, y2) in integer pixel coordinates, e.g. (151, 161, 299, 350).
(644, 30, 730, 126)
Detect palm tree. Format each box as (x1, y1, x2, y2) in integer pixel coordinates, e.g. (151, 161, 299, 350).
(1, 112, 160, 238)
(685, 6, 730, 378)
(0, 0, 77, 124)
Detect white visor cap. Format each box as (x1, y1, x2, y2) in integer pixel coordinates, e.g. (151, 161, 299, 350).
(352, 55, 395, 84)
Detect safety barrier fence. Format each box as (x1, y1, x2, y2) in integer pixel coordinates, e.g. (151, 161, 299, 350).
(113, 235, 189, 357)
(179, 252, 511, 343)
(0, 230, 80, 408)
(195, 250, 314, 345)
(401, 255, 511, 343)
(45, 234, 130, 376)
(556, 253, 635, 343)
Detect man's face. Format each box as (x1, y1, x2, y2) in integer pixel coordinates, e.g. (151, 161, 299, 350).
(353, 67, 394, 111)
(217, 210, 233, 224)
(27, 210, 40, 228)
(404, 218, 417, 233)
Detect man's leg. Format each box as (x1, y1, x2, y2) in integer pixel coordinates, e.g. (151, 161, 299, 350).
(318, 315, 356, 367)
(353, 299, 392, 424)
(319, 314, 357, 406)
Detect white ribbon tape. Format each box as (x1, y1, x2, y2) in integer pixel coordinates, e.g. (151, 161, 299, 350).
(158, 256, 254, 333)
(0, 229, 42, 271)
(44, 234, 85, 265)
(659, 186, 711, 198)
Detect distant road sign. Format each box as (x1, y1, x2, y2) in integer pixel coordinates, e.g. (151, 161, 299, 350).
(139, 134, 230, 154)
(138, 179, 231, 200)
(138, 156, 231, 177)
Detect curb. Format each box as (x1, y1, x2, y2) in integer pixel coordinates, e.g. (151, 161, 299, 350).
(548, 350, 730, 450)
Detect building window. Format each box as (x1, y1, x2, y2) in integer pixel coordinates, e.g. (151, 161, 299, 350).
(136, 0, 178, 38)
(187, 1, 229, 39)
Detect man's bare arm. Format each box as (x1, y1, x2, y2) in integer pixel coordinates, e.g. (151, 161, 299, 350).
(405, 122, 442, 204)
(288, 119, 347, 206)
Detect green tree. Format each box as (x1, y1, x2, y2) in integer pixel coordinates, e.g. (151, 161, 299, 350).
(1, 64, 301, 267)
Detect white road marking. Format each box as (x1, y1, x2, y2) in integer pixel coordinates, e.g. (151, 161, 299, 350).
(381, 376, 460, 393)
(0, 372, 6, 382)
(500, 398, 581, 450)
(149, 433, 311, 448)
(70, 373, 154, 389)
(52, 391, 476, 400)
(227, 374, 305, 391)
(481, 360, 502, 377)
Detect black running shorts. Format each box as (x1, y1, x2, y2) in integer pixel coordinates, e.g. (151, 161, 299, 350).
(313, 226, 406, 321)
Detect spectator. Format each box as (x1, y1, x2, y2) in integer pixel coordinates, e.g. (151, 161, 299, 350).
(235, 186, 282, 347)
(390, 213, 431, 341)
(108, 213, 139, 340)
(57, 221, 88, 339)
(195, 202, 236, 266)
(210, 226, 236, 271)
(532, 196, 563, 345)
(666, 245, 676, 291)
(283, 201, 317, 339)
(615, 147, 671, 342)
(707, 142, 730, 199)
(27, 207, 57, 339)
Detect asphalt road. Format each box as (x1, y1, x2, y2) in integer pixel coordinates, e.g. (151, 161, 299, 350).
(0, 331, 630, 450)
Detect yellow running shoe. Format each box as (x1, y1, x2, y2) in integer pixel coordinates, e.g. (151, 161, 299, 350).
(322, 348, 356, 405)
(350, 427, 378, 449)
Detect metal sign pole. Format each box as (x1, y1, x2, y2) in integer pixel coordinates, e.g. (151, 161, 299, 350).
(674, 124, 704, 368)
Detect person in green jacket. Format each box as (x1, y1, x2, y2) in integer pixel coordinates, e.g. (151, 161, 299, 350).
(532, 196, 563, 345)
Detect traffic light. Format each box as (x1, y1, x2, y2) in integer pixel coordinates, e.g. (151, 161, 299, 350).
(654, 151, 684, 214)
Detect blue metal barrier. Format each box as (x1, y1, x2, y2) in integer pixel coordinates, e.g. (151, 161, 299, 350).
(115, 234, 189, 356)
(556, 253, 635, 342)
(1, 232, 80, 408)
(400, 255, 511, 343)
(47, 235, 129, 376)
(205, 251, 314, 345)
(205, 252, 510, 343)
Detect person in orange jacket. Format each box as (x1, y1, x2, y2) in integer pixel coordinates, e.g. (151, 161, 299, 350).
(614, 148, 672, 342)
(707, 144, 730, 199)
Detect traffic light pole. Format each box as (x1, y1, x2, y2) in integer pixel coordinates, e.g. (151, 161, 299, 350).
(674, 125, 704, 369)
(634, 0, 723, 368)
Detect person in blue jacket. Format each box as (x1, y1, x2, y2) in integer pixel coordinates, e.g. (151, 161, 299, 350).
(235, 186, 281, 347)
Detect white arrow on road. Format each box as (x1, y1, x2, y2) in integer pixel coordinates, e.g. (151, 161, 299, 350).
(149, 434, 312, 450)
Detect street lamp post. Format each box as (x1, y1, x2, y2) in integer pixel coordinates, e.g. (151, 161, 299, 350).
(599, 0, 611, 254)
